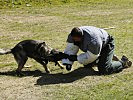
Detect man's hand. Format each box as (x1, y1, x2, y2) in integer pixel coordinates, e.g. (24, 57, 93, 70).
(68, 55, 77, 61)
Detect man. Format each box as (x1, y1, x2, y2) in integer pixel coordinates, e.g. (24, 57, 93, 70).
(62, 26, 132, 75)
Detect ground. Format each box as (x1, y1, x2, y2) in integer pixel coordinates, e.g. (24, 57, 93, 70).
(0, 0, 133, 100)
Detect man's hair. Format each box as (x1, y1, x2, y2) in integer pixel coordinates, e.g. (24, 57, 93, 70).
(70, 27, 83, 37)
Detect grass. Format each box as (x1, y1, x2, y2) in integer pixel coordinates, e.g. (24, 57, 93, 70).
(0, 0, 133, 100)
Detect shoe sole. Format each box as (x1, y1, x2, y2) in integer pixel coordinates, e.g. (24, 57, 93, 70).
(127, 61, 132, 67)
(121, 55, 132, 68)
(124, 60, 132, 68)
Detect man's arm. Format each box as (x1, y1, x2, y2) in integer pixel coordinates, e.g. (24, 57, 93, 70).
(62, 42, 79, 65)
(66, 50, 99, 65)
(77, 51, 99, 65)
(76, 37, 102, 65)
(67, 39, 102, 65)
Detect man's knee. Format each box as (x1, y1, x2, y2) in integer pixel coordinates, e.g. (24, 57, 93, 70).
(84, 61, 97, 68)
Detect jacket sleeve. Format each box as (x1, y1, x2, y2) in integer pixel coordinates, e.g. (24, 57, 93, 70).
(77, 38, 102, 65)
(87, 37, 103, 55)
(62, 43, 79, 65)
(77, 50, 99, 65)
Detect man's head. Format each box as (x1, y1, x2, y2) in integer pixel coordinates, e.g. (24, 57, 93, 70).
(70, 27, 83, 42)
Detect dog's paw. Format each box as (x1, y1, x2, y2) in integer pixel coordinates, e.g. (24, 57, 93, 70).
(16, 71, 25, 77)
(46, 70, 50, 74)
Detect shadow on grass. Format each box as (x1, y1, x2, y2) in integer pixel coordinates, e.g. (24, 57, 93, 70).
(0, 70, 44, 77)
(0, 67, 99, 85)
(36, 67, 99, 85)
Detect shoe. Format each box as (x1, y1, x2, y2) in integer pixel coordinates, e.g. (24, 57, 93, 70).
(121, 55, 132, 69)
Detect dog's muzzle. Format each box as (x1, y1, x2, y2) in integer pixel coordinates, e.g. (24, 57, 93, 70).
(47, 52, 69, 62)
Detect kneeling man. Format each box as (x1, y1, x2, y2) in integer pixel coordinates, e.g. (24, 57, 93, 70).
(62, 26, 132, 74)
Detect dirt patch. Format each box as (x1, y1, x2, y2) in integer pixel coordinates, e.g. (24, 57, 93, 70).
(0, 75, 41, 100)
(0, 15, 59, 24)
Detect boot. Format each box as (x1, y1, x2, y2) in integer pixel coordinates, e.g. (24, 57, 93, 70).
(121, 55, 132, 69)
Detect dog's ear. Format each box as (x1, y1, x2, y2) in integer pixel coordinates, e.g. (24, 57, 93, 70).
(43, 42, 45, 44)
(39, 42, 46, 45)
(40, 42, 46, 45)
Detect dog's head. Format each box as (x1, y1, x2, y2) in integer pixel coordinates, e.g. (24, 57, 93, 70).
(37, 42, 68, 62)
(37, 42, 52, 57)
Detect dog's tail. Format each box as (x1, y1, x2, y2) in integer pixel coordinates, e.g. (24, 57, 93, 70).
(0, 49, 12, 55)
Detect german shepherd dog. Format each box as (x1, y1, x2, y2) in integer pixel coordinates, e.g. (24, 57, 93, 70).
(0, 40, 65, 75)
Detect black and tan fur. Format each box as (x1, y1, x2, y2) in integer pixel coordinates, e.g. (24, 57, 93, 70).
(0, 40, 64, 75)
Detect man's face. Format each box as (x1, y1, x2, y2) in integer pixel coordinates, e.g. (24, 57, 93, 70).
(72, 36, 82, 42)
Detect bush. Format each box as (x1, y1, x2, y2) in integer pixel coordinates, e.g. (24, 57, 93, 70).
(0, 0, 77, 8)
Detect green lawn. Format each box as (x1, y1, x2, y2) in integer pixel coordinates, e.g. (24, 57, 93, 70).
(0, 0, 133, 100)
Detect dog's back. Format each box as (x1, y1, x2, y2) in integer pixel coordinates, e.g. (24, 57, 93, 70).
(12, 40, 39, 57)
(12, 40, 51, 58)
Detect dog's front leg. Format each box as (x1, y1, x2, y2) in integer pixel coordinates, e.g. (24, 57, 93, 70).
(35, 59, 50, 73)
(43, 63, 50, 73)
